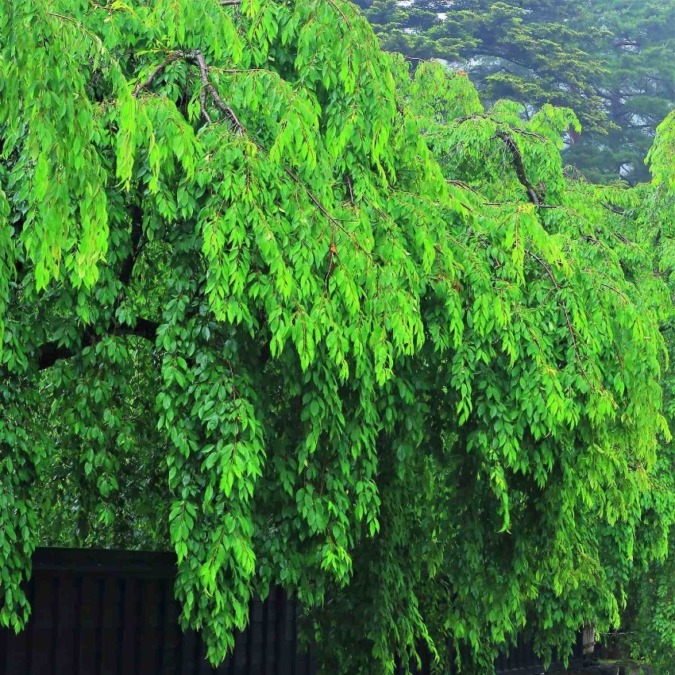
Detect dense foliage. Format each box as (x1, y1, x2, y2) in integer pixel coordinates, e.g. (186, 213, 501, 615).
(355, 0, 675, 184)
(0, 1, 674, 673)
(608, 111, 675, 672)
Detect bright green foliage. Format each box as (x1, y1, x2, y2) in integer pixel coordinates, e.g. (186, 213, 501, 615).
(0, 2, 672, 674)
(355, 0, 675, 184)
(649, 112, 675, 190)
(603, 114, 675, 671)
(311, 61, 672, 672)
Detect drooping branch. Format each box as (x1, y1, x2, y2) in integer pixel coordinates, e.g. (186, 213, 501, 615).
(133, 51, 360, 256)
(526, 251, 588, 380)
(496, 131, 543, 206)
(326, 0, 352, 27)
(37, 318, 159, 371)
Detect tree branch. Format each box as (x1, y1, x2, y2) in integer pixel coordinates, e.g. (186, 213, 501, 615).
(496, 131, 543, 206)
(187, 50, 244, 133)
(526, 251, 588, 379)
(133, 52, 184, 97)
(133, 50, 244, 134)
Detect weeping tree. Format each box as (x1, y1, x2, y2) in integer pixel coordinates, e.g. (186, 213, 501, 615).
(0, 1, 673, 673)
(604, 111, 675, 672)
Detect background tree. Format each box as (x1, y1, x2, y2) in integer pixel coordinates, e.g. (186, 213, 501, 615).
(0, 1, 673, 673)
(354, 0, 675, 184)
(566, 0, 675, 183)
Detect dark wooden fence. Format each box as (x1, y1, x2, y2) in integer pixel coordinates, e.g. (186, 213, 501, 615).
(0, 548, 583, 675)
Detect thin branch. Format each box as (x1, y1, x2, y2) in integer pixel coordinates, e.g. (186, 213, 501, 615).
(601, 201, 626, 216)
(526, 251, 587, 379)
(220, 0, 241, 5)
(495, 131, 543, 206)
(133, 51, 359, 254)
(283, 166, 367, 254)
(345, 173, 355, 205)
(199, 85, 213, 125)
(188, 50, 244, 133)
(326, 0, 352, 27)
(133, 52, 184, 97)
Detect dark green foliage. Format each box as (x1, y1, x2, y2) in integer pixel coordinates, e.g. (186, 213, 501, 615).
(0, 2, 674, 674)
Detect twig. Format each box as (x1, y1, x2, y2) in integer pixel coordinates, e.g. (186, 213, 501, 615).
(345, 173, 354, 205)
(283, 166, 367, 254)
(601, 201, 626, 216)
(326, 0, 351, 27)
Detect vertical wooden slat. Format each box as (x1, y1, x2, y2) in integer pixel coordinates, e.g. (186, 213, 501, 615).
(53, 572, 78, 675)
(0, 616, 7, 675)
(71, 576, 84, 675)
(50, 575, 60, 673)
(226, 629, 237, 675)
(9, 579, 33, 675)
(194, 635, 204, 675)
(196, 637, 212, 675)
(4, 610, 29, 675)
(262, 591, 273, 675)
(94, 578, 105, 675)
(155, 578, 168, 674)
(275, 588, 293, 675)
(165, 580, 185, 675)
(230, 621, 246, 674)
(29, 572, 55, 675)
(99, 576, 122, 675)
(134, 578, 145, 675)
(119, 578, 139, 675)
(78, 576, 101, 674)
(248, 599, 263, 672)
(138, 580, 161, 674)
(180, 627, 197, 675)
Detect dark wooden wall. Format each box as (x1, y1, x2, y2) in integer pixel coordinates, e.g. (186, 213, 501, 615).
(0, 548, 583, 675)
(0, 548, 314, 675)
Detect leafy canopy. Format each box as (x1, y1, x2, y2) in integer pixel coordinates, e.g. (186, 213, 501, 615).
(0, 1, 673, 673)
